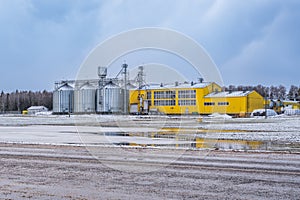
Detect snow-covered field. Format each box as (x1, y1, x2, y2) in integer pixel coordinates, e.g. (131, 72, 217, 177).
(1, 114, 300, 199)
(0, 114, 299, 151)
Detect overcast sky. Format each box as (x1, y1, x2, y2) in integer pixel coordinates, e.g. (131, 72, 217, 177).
(0, 0, 299, 92)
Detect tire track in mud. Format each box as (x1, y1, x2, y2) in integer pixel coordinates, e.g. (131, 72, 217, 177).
(1, 144, 300, 176)
(1, 143, 300, 200)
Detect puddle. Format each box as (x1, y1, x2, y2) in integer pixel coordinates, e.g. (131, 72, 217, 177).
(160, 127, 249, 133)
(110, 138, 267, 150)
(195, 138, 265, 150)
(82, 131, 268, 150)
(78, 130, 300, 152)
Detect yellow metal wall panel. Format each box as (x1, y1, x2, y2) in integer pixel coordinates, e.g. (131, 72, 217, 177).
(247, 91, 264, 113)
(202, 96, 248, 115)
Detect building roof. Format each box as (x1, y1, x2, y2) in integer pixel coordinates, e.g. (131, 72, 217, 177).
(27, 106, 48, 110)
(135, 82, 213, 90)
(282, 100, 300, 103)
(80, 82, 95, 90)
(57, 83, 74, 91)
(204, 91, 253, 98)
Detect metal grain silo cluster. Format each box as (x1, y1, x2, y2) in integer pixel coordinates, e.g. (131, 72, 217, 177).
(53, 66, 132, 114)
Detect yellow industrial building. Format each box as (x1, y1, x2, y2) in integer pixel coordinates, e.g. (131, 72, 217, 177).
(202, 90, 264, 116)
(268, 99, 300, 113)
(282, 100, 300, 109)
(129, 82, 264, 116)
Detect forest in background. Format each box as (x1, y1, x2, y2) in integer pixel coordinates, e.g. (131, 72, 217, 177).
(222, 84, 300, 100)
(0, 84, 299, 112)
(0, 90, 52, 113)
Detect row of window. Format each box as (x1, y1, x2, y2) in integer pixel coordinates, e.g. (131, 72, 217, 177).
(151, 100, 229, 106)
(218, 102, 229, 106)
(146, 91, 228, 107)
(204, 102, 229, 106)
(154, 100, 176, 106)
(153, 100, 196, 106)
(204, 102, 215, 106)
(178, 90, 196, 99)
(148, 90, 197, 100)
(153, 91, 176, 99)
(178, 100, 196, 106)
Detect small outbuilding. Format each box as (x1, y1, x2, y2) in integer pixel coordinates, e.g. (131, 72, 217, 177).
(27, 106, 48, 115)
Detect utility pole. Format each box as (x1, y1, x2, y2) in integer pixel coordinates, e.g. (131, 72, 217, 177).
(264, 97, 268, 119)
(137, 66, 144, 114)
(16, 90, 20, 113)
(0, 92, 3, 113)
(122, 63, 128, 114)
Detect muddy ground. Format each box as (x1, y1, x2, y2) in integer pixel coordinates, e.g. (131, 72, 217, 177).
(0, 115, 299, 199)
(0, 143, 299, 200)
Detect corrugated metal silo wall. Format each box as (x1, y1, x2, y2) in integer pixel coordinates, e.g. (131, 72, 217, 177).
(53, 90, 74, 113)
(74, 89, 96, 113)
(96, 86, 125, 113)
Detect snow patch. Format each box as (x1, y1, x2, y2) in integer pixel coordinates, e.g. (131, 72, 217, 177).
(284, 109, 300, 116)
(208, 113, 232, 119)
(251, 109, 277, 117)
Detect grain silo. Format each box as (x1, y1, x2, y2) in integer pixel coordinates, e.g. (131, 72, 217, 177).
(96, 82, 124, 113)
(53, 83, 74, 114)
(74, 82, 96, 113)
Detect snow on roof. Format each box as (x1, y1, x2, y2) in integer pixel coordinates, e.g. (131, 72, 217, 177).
(27, 106, 48, 110)
(205, 91, 252, 98)
(57, 83, 74, 91)
(282, 100, 299, 103)
(104, 82, 121, 89)
(133, 82, 212, 90)
(80, 82, 95, 90)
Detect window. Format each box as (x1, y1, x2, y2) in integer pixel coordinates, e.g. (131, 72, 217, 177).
(218, 102, 229, 106)
(154, 100, 176, 106)
(178, 100, 196, 106)
(146, 91, 151, 100)
(166, 91, 176, 99)
(204, 102, 215, 106)
(154, 91, 175, 99)
(178, 90, 196, 99)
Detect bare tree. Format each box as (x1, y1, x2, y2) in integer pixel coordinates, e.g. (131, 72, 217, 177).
(278, 85, 286, 99)
(288, 85, 299, 100)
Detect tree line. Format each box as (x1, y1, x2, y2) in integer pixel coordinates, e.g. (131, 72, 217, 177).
(223, 84, 300, 100)
(0, 90, 53, 113)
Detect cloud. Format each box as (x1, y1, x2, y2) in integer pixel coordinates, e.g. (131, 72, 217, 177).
(0, 0, 103, 91)
(0, 0, 299, 91)
(221, 3, 300, 86)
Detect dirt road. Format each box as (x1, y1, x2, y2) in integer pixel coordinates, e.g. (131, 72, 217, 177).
(0, 143, 299, 200)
